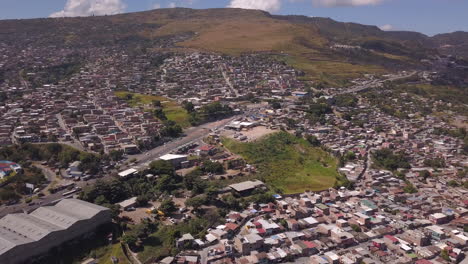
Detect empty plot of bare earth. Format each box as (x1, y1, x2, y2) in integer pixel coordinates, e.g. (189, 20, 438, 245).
(221, 126, 279, 142)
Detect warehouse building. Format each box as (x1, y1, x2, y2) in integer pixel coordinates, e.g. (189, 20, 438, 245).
(0, 198, 111, 264)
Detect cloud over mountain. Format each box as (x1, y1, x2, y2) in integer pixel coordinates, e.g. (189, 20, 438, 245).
(313, 0, 383, 7)
(228, 0, 282, 12)
(50, 0, 126, 17)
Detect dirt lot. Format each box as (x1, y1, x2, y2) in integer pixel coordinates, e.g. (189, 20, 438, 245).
(120, 196, 192, 225)
(222, 126, 279, 142)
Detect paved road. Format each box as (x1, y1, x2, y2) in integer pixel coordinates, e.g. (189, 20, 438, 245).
(336, 72, 417, 95)
(0, 116, 239, 217)
(127, 116, 238, 170)
(221, 69, 240, 97)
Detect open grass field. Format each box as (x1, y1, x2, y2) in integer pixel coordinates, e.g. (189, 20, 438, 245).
(115, 92, 191, 128)
(222, 131, 343, 194)
(137, 218, 213, 262)
(97, 243, 131, 264)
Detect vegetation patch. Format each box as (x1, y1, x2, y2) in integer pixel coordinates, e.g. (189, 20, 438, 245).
(115, 91, 190, 127)
(222, 131, 342, 194)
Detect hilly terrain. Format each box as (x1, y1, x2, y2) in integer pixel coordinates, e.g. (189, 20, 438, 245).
(0, 8, 467, 85)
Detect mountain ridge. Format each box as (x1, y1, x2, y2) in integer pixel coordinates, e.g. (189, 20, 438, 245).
(1, 7, 467, 85)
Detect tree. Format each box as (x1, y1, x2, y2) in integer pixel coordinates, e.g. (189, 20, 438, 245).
(344, 151, 356, 161)
(351, 224, 362, 232)
(122, 233, 137, 247)
(109, 150, 124, 161)
(202, 160, 224, 174)
(160, 121, 182, 138)
(372, 149, 410, 171)
(136, 194, 150, 207)
(419, 170, 431, 182)
(159, 199, 178, 215)
(403, 182, 418, 194)
(152, 100, 162, 108)
(306, 135, 321, 147)
(447, 180, 459, 187)
(185, 195, 207, 211)
(270, 101, 281, 109)
(423, 158, 446, 168)
(182, 101, 195, 113)
(149, 160, 174, 175)
(154, 108, 167, 121)
(440, 249, 450, 261)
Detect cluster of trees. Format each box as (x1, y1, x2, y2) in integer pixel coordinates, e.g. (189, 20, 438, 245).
(332, 94, 358, 108)
(0, 143, 101, 172)
(434, 127, 468, 155)
(305, 135, 321, 147)
(305, 100, 332, 125)
(160, 120, 183, 138)
(186, 102, 234, 126)
(423, 158, 446, 169)
(372, 148, 411, 171)
(201, 160, 224, 174)
(80, 160, 183, 211)
(25, 57, 83, 87)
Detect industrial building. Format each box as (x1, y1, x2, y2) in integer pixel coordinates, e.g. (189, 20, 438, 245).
(0, 198, 111, 264)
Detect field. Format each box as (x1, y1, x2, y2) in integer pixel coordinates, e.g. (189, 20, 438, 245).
(137, 217, 215, 262)
(115, 92, 190, 127)
(222, 131, 343, 194)
(97, 243, 131, 264)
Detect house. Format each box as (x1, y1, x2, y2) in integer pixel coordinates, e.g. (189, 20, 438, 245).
(292, 91, 309, 97)
(176, 233, 194, 249)
(118, 197, 137, 211)
(159, 154, 188, 168)
(118, 168, 138, 178)
(198, 145, 216, 156)
(234, 233, 264, 255)
(229, 180, 265, 196)
(122, 144, 139, 154)
(67, 161, 82, 178)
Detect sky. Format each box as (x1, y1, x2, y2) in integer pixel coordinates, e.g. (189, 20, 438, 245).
(0, 0, 467, 36)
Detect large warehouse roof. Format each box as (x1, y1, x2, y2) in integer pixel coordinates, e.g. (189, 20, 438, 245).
(0, 198, 110, 258)
(229, 180, 265, 192)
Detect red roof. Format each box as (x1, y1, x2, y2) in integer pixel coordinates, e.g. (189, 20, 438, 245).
(225, 223, 239, 231)
(256, 228, 266, 234)
(302, 241, 317, 248)
(384, 235, 398, 243)
(199, 145, 214, 151)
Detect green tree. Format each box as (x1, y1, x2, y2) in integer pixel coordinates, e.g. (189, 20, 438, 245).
(122, 233, 137, 247)
(306, 135, 321, 147)
(185, 195, 207, 211)
(202, 160, 224, 174)
(149, 160, 175, 175)
(182, 101, 195, 113)
(159, 199, 178, 215)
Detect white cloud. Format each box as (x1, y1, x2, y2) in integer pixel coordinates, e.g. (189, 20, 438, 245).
(168, 2, 177, 8)
(227, 0, 282, 12)
(152, 3, 161, 9)
(313, 0, 383, 7)
(380, 24, 394, 31)
(50, 0, 126, 17)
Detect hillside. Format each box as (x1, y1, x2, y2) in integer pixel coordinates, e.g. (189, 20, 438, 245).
(222, 132, 345, 194)
(0, 8, 467, 85)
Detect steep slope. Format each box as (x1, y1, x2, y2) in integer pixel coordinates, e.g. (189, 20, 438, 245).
(433, 31, 468, 58)
(0, 8, 466, 85)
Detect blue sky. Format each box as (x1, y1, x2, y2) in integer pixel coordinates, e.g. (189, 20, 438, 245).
(0, 0, 466, 36)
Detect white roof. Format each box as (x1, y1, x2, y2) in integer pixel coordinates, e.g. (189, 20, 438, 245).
(118, 168, 137, 177)
(118, 197, 137, 208)
(159, 154, 187, 161)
